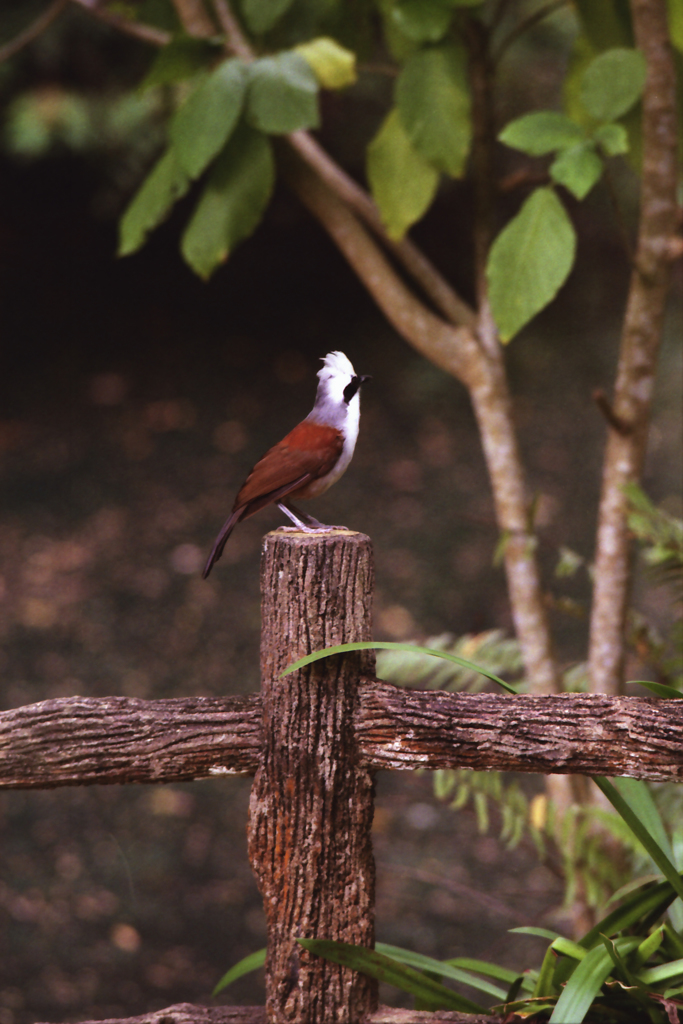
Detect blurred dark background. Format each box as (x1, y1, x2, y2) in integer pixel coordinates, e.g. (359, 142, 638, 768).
(0, 4, 681, 1022)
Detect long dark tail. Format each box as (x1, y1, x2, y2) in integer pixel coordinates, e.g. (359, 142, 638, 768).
(202, 508, 243, 578)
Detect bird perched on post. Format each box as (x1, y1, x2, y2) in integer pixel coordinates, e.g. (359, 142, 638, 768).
(203, 351, 370, 578)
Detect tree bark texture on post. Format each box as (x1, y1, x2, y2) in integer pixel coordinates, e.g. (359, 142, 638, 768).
(247, 530, 377, 1024)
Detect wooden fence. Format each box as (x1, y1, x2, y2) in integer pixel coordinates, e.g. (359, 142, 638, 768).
(1, 531, 681, 1024)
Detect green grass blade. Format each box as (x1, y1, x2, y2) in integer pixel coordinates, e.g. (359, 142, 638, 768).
(580, 878, 679, 949)
(593, 778, 683, 901)
(375, 943, 507, 999)
(511, 926, 564, 941)
(637, 958, 683, 987)
(281, 642, 518, 692)
(549, 938, 640, 1023)
(627, 680, 683, 698)
(533, 945, 559, 998)
(212, 948, 266, 995)
(444, 957, 521, 984)
(298, 939, 487, 1013)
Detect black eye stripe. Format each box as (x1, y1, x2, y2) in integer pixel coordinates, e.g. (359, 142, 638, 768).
(343, 377, 361, 403)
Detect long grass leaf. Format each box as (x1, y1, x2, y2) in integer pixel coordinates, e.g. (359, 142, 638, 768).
(375, 943, 506, 999)
(212, 948, 266, 995)
(281, 642, 518, 692)
(549, 938, 640, 1023)
(297, 939, 487, 1013)
(593, 778, 683, 901)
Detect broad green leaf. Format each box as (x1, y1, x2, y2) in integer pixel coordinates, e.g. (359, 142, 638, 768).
(140, 36, 220, 90)
(396, 43, 471, 176)
(499, 111, 586, 156)
(170, 58, 247, 179)
(550, 142, 603, 199)
(181, 122, 274, 279)
(119, 148, 189, 256)
(367, 108, 439, 240)
(392, 0, 452, 43)
(580, 48, 647, 122)
(246, 52, 319, 134)
(668, 0, 683, 52)
(295, 37, 356, 89)
(213, 948, 266, 994)
(486, 187, 576, 342)
(298, 939, 487, 1013)
(376, 944, 508, 999)
(549, 937, 640, 1023)
(280, 641, 519, 692)
(593, 778, 683, 901)
(242, 0, 295, 34)
(593, 122, 629, 156)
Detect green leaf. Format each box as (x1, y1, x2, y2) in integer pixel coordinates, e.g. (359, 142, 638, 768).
(367, 108, 439, 240)
(396, 43, 471, 176)
(140, 36, 221, 90)
(593, 121, 629, 156)
(295, 37, 357, 89)
(181, 121, 274, 279)
(627, 680, 683, 698)
(170, 58, 247, 179)
(297, 939, 488, 1013)
(212, 948, 266, 995)
(580, 877, 680, 950)
(552, 937, 588, 961)
(392, 0, 452, 43)
(280, 641, 519, 693)
(242, 0, 295, 34)
(592, 778, 683, 902)
(511, 926, 565, 942)
(533, 946, 560, 998)
(668, 0, 683, 53)
(375, 944, 508, 999)
(638, 958, 683, 986)
(246, 52, 319, 134)
(549, 937, 640, 1023)
(550, 142, 603, 199)
(499, 111, 587, 156)
(579, 48, 647, 122)
(119, 148, 190, 256)
(486, 186, 576, 342)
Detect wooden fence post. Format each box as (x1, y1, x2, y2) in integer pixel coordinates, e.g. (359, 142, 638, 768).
(247, 530, 377, 1023)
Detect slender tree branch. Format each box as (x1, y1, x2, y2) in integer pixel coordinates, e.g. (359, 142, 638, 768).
(0, 0, 69, 62)
(492, 0, 570, 65)
(170, 0, 217, 36)
(70, 0, 171, 46)
(588, 0, 678, 694)
(278, 148, 482, 388)
(210, 0, 252, 59)
(286, 132, 478, 329)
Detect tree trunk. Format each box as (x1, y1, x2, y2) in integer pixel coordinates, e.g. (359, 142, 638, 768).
(247, 530, 377, 1023)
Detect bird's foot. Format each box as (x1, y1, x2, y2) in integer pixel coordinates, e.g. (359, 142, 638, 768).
(277, 523, 350, 534)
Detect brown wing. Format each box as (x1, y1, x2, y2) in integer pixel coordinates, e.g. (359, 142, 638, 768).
(234, 421, 344, 508)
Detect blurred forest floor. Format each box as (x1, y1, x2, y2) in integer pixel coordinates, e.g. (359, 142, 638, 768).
(0, 145, 680, 1022)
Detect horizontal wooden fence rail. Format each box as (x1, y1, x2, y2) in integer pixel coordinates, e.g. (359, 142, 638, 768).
(1, 688, 681, 789)
(5, 530, 682, 1024)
